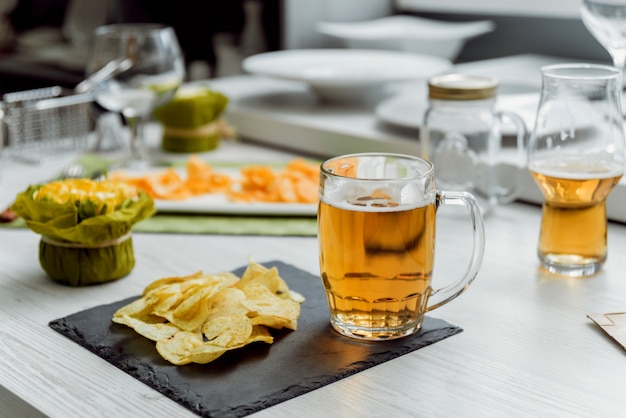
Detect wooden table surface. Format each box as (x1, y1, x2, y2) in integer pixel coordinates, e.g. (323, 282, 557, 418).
(1, 128, 625, 418)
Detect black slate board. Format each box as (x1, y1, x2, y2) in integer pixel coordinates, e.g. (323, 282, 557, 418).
(49, 261, 462, 418)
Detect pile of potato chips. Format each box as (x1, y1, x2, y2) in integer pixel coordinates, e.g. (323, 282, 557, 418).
(112, 261, 304, 365)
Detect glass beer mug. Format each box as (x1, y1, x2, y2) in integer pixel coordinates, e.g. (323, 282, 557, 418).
(528, 63, 625, 277)
(318, 153, 485, 340)
(421, 74, 527, 215)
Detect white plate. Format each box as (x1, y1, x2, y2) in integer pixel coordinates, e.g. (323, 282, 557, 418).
(316, 15, 494, 60)
(154, 196, 316, 216)
(375, 83, 540, 135)
(113, 165, 317, 217)
(242, 49, 451, 101)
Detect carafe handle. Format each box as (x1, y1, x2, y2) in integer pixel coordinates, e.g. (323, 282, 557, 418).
(495, 110, 527, 204)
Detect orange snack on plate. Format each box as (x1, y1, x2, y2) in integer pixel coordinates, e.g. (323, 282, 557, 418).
(229, 158, 319, 203)
(110, 156, 319, 204)
(109, 168, 191, 200)
(184, 155, 232, 195)
(109, 156, 232, 200)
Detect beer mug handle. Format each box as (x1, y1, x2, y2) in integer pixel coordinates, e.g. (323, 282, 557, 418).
(495, 110, 527, 204)
(426, 190, 486, 311)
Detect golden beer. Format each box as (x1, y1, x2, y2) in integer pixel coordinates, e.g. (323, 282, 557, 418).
(318, 152, 485, 340)
(318, 196, 436, 339)
(529, 158, 623, 274)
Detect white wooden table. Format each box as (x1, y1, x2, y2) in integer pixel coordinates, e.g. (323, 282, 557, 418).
(1, 133, 626, 417)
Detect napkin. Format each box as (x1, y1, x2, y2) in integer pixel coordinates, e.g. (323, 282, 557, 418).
(587, 312, 626, 351)
(134, 214, 317, 236)
(0, 213, 317, 236)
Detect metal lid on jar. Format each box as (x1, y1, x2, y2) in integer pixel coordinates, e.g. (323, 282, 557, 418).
(428, 74, 498, 100)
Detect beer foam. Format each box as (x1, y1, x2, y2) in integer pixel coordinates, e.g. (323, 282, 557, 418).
(322, 181, 434, 212)
(322, 198, 429, 213)
(321, 195, 432, 213)
(529, 157, 624, 180)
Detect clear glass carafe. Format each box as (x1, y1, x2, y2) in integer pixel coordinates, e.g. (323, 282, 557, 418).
(421, 74, 526, 215)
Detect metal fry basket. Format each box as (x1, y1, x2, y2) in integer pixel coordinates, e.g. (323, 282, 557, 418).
(1, 86, 95, 164)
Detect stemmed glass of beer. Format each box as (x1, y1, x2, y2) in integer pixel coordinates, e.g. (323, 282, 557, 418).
(528, 63, 625, 277)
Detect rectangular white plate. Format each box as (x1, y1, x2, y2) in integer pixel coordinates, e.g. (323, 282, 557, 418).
(154, 195, 317, 216)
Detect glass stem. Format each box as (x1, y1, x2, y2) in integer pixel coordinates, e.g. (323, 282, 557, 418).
(613, 51, 626, 71)
(126, 115, 145, 161)
(612, 52, 626, 89)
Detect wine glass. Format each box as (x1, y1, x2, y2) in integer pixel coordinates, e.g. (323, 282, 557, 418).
(527, 63, 625, 277)
(85, 24, 185, 168)
(581, 0, 626, 70)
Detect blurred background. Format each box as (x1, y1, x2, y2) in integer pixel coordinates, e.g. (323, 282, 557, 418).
(0, 0, 611, 95)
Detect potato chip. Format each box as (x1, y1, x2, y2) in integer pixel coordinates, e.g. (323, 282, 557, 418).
(142, 270, 205, 296)
(248, 326, 274, 344)
(207, 288, 249, 318)
(156, 331, 212, 365)
(240, 283, 301, 330)
(250, 315, 292, 330)
(145, 283, 188, 315)
(112, 314, 179, 342)
(170, 276, 237, 330)
(112, 295, 155, 318)
(201, 314, 252, 347)
(185, 343, 232, 365)
(147, 272, 237, 323)
(112, 260, 304, 365)
(237, 262, 288, 296)
(163, 284, 217, 331)
(289, 290, 306, 304)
